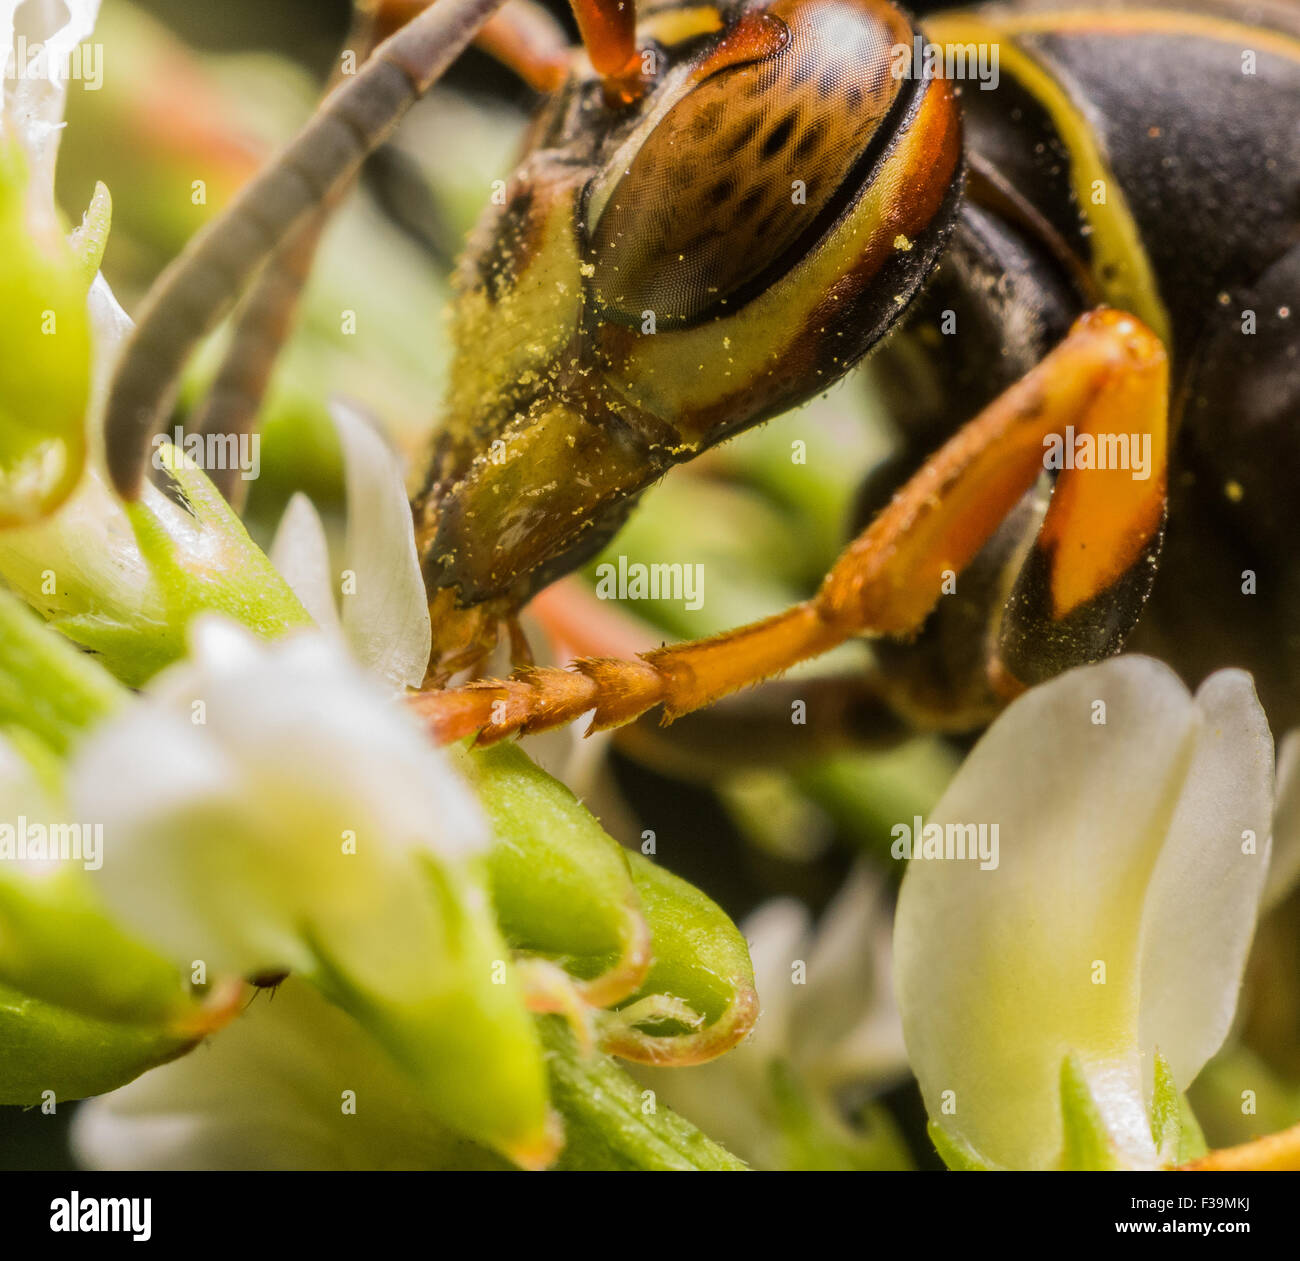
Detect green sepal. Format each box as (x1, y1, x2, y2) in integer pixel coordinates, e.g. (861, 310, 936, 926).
(0, 980, 196, 1105)
(539, 1016, 746, 1171)
(769, 1060, 914, 1171)
(0, 442, 312, 686)
(118, 441, 313, 675)
(1060, 1052, 1126, 1171)
(602, 850, 757, 1061)
(68, 182, 112, 285)
(1151, 1049, 1208, 1166)
(304, 856, 556, 1170)
(0, 863, 197, 1030)
(0, 593, 203, 1030)
(0, 586, 125, 755)
(456, 741, 649, 1001)
(460, 742, 757, 1062)
(0, 136, 90, 524)
(928, 1120, 1004, 1171)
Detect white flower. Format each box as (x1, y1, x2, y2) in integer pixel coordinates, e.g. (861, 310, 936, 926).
(72, 979, 505, 1171)
(894, 656, 1274, 1170)
(1, 0, 101, 216)
(269, 399, 431, 691)
(638, 864, 907, 1169)
(2, 0, 117, 388)
(72, 616, 486, 1002)
(1263, 730, 1300, 912)
(59, 620, 555, 1166)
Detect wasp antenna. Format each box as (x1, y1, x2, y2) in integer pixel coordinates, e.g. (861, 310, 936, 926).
(192, 4, 389, 504)
(191, 213, 327, 504)
(104, 0, 512, 500)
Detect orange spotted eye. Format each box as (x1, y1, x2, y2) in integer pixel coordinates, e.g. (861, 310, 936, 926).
(584, 0, 914, 326)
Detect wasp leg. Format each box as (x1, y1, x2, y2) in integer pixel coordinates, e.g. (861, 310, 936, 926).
(526, 577, 909, 768)
(569, 0, 643, 103)
(368, 0, 571, 88)
(476, 2, 572, 91)
(505, 616, 535, 669)
(103, 0, 512, 500)
(411, 308, 1169, 744)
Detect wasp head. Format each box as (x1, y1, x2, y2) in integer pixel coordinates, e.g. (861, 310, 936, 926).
(417, 0, 963, 675)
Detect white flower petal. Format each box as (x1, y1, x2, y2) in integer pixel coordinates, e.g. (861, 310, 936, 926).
(1136, 669, 1273, 1092)
(72, 619, 487, 992)
(329, 399, 431, 690)
(72, 979, 501, 1170)
(268, 492, 342, 634)
(744, 897, 811, 1064)
(895, 656, 1271, 1169)
(4, 1, 102, 212)
(86, 273, 134, 426)
(1264, 729, 1300, 912)
(796, 864, 906, 1091)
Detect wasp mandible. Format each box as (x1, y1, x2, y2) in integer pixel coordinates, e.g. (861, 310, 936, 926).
(102, 0, 1300, 744)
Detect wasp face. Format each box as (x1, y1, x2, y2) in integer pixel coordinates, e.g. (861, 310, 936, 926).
(417, 0, 963, 672)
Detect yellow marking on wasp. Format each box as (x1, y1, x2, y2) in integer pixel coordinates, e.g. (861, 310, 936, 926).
(928, 11, 1174, 349)
(960, 7, 1300, 65)
(638, 5, 725, 47)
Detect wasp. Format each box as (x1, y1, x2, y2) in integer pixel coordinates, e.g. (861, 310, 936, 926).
(102, 0, 1300, 749)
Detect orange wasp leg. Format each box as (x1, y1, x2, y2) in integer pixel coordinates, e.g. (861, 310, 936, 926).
(526, 578, 907, 771)
(366, 0, 572, 89)
(569, 0, 644, 103)
(1179, 1120, 1300, 1171)
(476, 1, 573, 91)
(410, 308, 1169, 745)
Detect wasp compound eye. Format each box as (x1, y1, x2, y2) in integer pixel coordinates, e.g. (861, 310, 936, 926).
(583, 0, 914, 326)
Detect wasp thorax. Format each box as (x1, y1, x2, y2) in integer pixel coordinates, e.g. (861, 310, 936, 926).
(583, 0, 914, 326)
